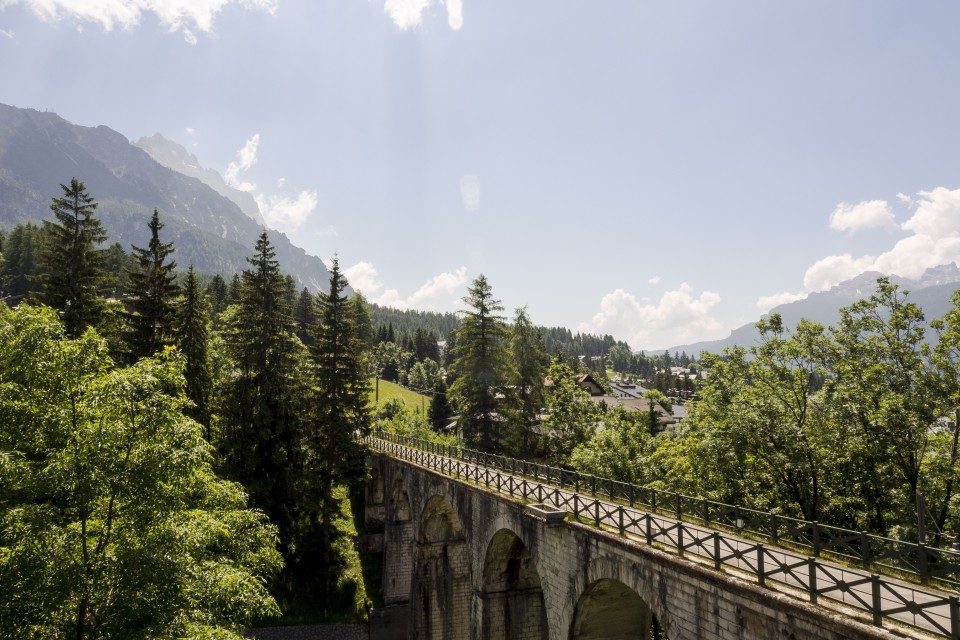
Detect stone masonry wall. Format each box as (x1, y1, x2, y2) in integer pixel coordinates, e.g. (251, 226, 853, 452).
(369, 454, 898, 640)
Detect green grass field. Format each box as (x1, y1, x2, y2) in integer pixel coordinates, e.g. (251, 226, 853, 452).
(369, 377, 432, 412)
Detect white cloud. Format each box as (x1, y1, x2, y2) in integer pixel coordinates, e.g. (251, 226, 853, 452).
(184, 126, 195, 135)
(2, 0, 277, 41)
(224, 133, 259, 192)
(648, 275, 661, 285)
(781, 186, 960, 301)
(383, 0, 463, 31)
(0, 28, 14, 37)
(345, 262, 467, 311)
(828, 200, 897, 234)
(445, 0, 462, 30)
(802, 253, 877, 292)
(256, 190, 318, 232)
(580, 284, 725, 350)
(756, 291, 807, 313)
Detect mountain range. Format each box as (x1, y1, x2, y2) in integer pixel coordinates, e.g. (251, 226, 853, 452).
(662, 264, 960, 356)
(0, 103, 331, 289)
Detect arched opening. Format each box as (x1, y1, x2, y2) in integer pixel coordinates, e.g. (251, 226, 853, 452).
(480, 528, 547, 640)
(413, 495, 472, 640)
(570, 579, 665, 640)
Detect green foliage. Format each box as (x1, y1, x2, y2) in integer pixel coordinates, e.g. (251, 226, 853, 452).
(175, 265, 213, 431)
(506, 306, 548, 457)
(310, 258, 372, 548)
(428, 377, 453, 430)
(541, 353, 599, 466)
(35, 178, 110, 336)
(449, 274, 509, 451)
(0, 304, 281, 639)
(0, 222, 42, 299)
(217, 232, 310, 550)
(125, 209, 179, 361)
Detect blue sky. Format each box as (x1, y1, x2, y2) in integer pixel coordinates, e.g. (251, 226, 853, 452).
(2, 1, 960, 350)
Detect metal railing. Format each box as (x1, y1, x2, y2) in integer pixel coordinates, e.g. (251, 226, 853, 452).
(369, 431, 960, 639)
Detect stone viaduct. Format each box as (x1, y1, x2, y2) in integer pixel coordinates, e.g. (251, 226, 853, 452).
(363, 450, 903, 640)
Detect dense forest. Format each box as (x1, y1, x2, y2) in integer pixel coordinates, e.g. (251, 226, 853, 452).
(5, 178, 960, 638)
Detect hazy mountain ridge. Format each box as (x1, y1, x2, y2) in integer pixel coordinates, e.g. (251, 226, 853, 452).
(134, 133, 266, 226)
(0, 103, 330, 289)
(661, 264, 960, 356)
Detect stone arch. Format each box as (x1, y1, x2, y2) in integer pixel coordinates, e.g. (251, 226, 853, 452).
(413, 495, 472, 640)
(480, 528, 547, 640)
(570, 579, 665, 640)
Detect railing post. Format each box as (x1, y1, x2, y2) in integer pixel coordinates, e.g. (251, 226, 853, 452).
(757, 544, 765, 586)
(871, 574, 882, 627)
(770, 514, 778, 544)
(645, 513, 653, 545)
(951, 595, 960, 640)
(808, 557, 817, 603)
(629, 484, 635, 507)
(812, 521, 820, 557)
(713, 532, 721, 570)
(860, 531, 870, 570)
(594, 500, 600, 528)
(676, 493, 682, 520)
(735, 505, 742, 532)
(618, 506, 625, 536)
(919, 544, 929, 584)
(703, 498, 709, 524)
(678, 523, 684, 556)
(592, 475, 597, 497)
(651, 488, 657, 513)
(574, 494, 580, 520)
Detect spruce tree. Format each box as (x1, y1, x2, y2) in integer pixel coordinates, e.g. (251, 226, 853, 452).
(310, 258, 371, 547)
(36, 178, 109, 336)
(428, 377, 453, 430)
(508, 306, 548, 456)
(126, 209, 178, 360)
(449, 274, 508, 451)
(293, 286, 316, 346)
(175, 265, 213, 434)
(218, 232, 309, 550)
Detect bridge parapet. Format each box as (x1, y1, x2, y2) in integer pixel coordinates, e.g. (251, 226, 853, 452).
(368, 432, 960, 640)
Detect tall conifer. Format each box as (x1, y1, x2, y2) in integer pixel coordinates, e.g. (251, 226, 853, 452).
(126, 209, 178, 360)
(310, 258, 371, 546)
(36, 178, 109, 336)
(218, 232, 308, 549)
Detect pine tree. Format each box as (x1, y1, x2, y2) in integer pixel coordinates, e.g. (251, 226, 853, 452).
(36, 178, 109, 336)
(175, 265, 212, 434)
(428, 377, 453, 430)
(218, 232, 309, 549)
(310, 258, 371, 547)
(125, 209, 179, 361)
(207, 273, 228, 316)
(449, 274, 508, 451)
(293, 286, 316, 346)
(508, 306, 548, 456)
(0, 222, 42, 299)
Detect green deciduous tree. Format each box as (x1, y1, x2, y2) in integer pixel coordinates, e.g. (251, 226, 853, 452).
(36, 178, 110, 336)
(449, 274, 508, 451)
(0, 304, 281, 639)
(541, 353, 599, 466)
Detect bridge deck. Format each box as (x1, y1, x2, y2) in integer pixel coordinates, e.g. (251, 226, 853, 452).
(368, 433, 960, 640)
